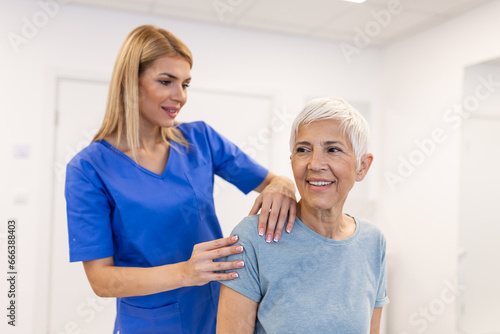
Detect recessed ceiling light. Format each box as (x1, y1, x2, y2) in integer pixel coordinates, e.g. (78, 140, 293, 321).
(343, 0, 367, 3)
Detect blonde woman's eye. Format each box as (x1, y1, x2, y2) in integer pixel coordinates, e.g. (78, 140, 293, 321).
(159, 80, 171, 86)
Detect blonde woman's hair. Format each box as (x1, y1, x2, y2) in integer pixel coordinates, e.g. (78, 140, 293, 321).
(93, 25, 192, 158)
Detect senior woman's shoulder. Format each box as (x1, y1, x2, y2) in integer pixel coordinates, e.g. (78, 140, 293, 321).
(229, 214, 261, 243)
(354, 216, 387, 240)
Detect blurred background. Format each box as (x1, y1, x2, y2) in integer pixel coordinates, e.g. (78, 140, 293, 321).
(1, 0, 500, 333)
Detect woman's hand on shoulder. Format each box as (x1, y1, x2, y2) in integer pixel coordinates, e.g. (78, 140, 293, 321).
(181, 236, 245, 287)
(250, 173, 297, 243)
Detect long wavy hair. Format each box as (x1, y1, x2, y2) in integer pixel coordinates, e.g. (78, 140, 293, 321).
(93, 25, 192, 159)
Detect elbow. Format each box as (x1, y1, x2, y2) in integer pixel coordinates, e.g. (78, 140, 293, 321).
(82, 257, 117, 298)
(89, 281, 113, 298)
(86, 274, 117, 298)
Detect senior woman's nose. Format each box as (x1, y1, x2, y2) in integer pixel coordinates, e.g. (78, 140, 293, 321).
(308, 149, 327, 170)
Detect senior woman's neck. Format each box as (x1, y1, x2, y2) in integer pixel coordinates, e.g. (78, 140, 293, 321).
(296, 202, 356, 240)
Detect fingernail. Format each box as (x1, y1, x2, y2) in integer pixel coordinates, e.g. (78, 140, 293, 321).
(231, 235, 238, 241)
(236, 246, 243, 252)
(259, 228, 265, 236)
(266, 234, 272, 243)
(286, 228, 291, 234)
(273, 234, 280, 242)
(232, 273, 239, 278)
(237, 261, 245, 267)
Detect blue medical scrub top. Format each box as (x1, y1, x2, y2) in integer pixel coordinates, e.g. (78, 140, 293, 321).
(65, 121, 268, 333)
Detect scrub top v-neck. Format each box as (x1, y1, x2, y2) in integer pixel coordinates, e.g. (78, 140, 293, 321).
(101, 137, 173, 178)
(65, 121, 268, 334)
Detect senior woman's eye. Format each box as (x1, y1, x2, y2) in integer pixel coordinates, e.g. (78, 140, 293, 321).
(328, 147, 341, 153)
(295, 147, 309, 153)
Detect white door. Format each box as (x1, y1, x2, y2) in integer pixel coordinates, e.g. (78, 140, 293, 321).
(50, 78, 116, 334)
(49, 78, 272, 333)
(459, 116, 500, 334)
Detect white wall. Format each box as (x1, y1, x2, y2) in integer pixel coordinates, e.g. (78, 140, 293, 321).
(0, 1, 382, 333)
(4, 0, 500, 332)
(379, 1, 500, 333)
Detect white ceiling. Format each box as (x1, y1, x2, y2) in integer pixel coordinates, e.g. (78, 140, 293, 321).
(68, 0, 493, 46)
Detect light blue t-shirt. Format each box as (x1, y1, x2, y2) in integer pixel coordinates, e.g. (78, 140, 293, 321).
(220, 215, 389, 334)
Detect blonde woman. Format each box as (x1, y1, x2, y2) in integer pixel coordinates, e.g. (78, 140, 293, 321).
(65, 25, 296, 333)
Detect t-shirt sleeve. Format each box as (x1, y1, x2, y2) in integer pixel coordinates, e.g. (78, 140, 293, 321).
(219, 217, 262, 303)
(65, 163, 114, 262)
(203, 122, 268, 194)
(374, 234, 389, 308)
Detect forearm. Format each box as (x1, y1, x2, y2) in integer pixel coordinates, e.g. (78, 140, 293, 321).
(83, 236, 244, 298)
(84, 258, 187, 298)
(370, 307, 383, 334)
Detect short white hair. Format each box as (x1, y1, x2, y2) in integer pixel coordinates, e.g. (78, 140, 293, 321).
(289, 97, 370, 171)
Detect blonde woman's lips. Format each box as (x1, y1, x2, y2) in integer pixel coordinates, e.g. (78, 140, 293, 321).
(162, 106, 179, 118)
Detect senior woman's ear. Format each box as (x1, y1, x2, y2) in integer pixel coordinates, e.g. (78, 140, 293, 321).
(356, 153, 374, 181)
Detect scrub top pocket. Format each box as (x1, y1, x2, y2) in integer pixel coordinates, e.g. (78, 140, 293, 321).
(116, 301, 183, 334)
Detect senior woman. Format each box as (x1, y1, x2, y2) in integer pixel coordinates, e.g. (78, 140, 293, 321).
(216, 97, 389, 333)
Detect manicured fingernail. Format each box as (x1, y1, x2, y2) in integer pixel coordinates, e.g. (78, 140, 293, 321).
(286, 228, 291, 233)
(236, 246, 243, 252)
(266, 234, 272, 243)
(232, 273, 239, 278)
(237, 261, 245, 267)
(259, 228, 265, 236)
(231, 235, 238, 241)
(273, 234, 280, 242)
